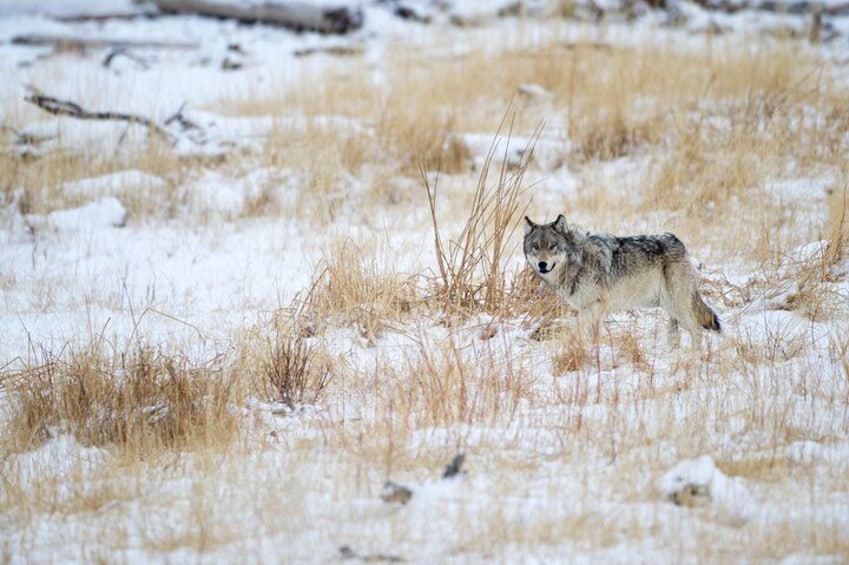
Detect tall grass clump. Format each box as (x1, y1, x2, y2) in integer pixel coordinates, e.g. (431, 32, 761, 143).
(300, 238, 417, 341)
(3, 343, 239, 457)
(423, 117, 537, 316)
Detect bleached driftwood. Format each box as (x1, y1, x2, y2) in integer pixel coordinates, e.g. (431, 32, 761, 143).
(11, 34, 199, 51)
(153, 0, 363, 34)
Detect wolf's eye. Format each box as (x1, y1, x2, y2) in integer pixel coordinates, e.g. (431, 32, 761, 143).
(531, 243, 539, 251)
(548, 243, 557, 251)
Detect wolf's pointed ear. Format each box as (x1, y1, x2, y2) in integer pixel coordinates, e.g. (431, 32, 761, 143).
(554, 214, 568, 233)
(524, 216, 535, 236)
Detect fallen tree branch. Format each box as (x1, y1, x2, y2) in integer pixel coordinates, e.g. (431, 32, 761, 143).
(12, 33, 199, 51)
(691, 0, 849, 14)
(24, 94, 174, 143)
(154, 0, 363, 34)
(53, 10, 156, 23)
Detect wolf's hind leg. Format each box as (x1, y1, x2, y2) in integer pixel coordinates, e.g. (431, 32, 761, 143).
(666, 306, 703, 351)
(685, 322, 703, 351)
(663, 263, 706, 352)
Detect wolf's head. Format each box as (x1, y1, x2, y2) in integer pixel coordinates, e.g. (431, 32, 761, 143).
(523, 214, 581, 279)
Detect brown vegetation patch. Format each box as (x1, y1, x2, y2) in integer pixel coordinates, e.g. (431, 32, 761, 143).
(4, 344, 239, 456)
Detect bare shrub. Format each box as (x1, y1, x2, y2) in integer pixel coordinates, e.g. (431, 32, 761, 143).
(757, 238, 849, 323)
(259, 331, 331, 408)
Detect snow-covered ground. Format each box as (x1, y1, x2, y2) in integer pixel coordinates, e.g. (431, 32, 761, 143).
(2, 1, 849, 563)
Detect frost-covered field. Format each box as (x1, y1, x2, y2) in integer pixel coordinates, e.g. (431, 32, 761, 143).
(2, 1, 849, 563)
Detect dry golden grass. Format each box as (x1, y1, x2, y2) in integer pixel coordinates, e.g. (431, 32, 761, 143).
(616, 328, 649, 371)
(825, 180, 848, 266)
(422, 117, 536, 317)
(105, 33, 837, 246)
(3, 341, 240, 458)
(300, 237, 418, 342)
(0, 141, 194, 222)
(4, 23, 849, 564)
(403, 335, 535, 429)
(511, 267, 565, 323)
(551, 331, 591, 375)
(5, 34, 844, 234)
(261, 120, 373, 222)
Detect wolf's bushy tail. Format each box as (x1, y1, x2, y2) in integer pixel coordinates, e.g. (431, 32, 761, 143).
(693, 292, 721, 332)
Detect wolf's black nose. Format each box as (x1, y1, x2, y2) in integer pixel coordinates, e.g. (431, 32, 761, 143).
(538, 261, 547, 271)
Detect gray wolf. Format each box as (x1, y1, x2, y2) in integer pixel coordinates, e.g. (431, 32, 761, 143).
(524, 215, 721, 348)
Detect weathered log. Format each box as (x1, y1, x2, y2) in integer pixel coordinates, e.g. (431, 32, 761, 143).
(691, 0, 849, 14)
(153, 0, 363, 34)
(12, 34, 199, 51)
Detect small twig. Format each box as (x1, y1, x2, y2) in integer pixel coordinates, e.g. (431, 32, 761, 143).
(339, 545, 404, 563)
(420, 163, 450, 291)
(163, 101, 200, 131)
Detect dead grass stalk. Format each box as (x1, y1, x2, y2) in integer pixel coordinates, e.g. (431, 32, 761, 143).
(423, 117, 537, 316)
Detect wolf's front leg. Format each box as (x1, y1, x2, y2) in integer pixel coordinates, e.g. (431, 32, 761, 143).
(583, 300, 608, 345)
